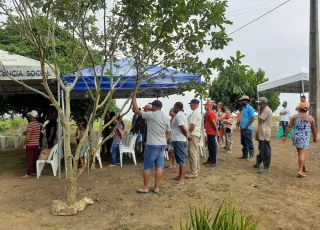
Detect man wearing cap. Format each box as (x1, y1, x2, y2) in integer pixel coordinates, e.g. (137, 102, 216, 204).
(254, 97, 273, 173)
(171, 102, 189, 185)
(186, 99, 202, 178)
(203, 101, 218, 167)
(132, 94, 171, 194)
(21, 110, 41, 179)
(239, 95, 255, 161)
(279, 101, 290, 135)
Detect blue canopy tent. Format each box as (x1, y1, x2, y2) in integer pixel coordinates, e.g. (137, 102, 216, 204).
(61, 59, 201, 99)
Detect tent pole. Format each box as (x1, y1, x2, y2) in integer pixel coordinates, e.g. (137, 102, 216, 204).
(57, 82, 61, 180)
(302, 79, 305, 95)
(61, 89, 67, 179)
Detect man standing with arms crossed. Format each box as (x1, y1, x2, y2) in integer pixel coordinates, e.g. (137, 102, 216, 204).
(239, 95, 255, 161)
(203, 101, 218, 167)
(254, 97, 273, 173)
(132, 94, 170, 194)
(186, 99, 202, 178)
(172, 102, 189, 186)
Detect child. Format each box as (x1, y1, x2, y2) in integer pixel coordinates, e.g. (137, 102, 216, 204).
(222, 106, 234, 154)
(108, 116, 124, 168)
(79, 118, 88, 168)
(236, 110, 241, 130)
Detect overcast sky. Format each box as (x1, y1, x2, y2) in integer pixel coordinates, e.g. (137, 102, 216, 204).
(1, 0, 308, 118)
(111, 0, 309, 119)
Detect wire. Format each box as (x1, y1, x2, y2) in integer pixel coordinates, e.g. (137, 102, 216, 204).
(228, 4, 282, 17)
(226, 0, 281, 14)
(228, 0, 292, 36)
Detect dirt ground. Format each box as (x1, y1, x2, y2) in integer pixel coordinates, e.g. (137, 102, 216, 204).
(0, 131, 320, 230)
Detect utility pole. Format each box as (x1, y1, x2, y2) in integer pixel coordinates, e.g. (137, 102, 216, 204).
(309, 0, 320, 135)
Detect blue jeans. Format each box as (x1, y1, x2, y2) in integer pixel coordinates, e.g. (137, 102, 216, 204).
(172, 141, 187, 164)
(240, 129, 254, 157)
(281, 121, 288, 134)
(207, 135, 217, 164)
(111, 141, 120, 165)
(144, 145, 166, 170)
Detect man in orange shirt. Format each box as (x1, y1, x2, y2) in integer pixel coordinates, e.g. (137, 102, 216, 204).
(203, 101, 218, 167)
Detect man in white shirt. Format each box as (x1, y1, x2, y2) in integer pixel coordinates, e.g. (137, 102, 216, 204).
(186, 99, 202, 178)
(279, 101, 290, 135)
(132, 94, 171, 194)
(172, 102, 189, 186)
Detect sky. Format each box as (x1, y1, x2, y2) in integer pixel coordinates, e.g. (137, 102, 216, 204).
(111, 0, 309, 119)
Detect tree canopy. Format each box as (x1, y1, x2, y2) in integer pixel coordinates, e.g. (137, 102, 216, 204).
(210, 51, 280, 112)
(0, 17, 118, 118)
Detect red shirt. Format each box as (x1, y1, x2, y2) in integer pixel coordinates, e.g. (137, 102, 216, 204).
(26, 121, 40, 146)
(205, 110, 217, 135)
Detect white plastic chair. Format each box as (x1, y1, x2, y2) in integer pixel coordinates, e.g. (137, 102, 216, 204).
(84, 134, 101, 166)
(120, 133, 138, 167)
(36, 144, 59, 179)
(122, 133, 131, 146)
(164, 150, 169, 160)
(13, 136, 20, 148)
(199, 134, 205, 157)
(0, 136, 8, 149)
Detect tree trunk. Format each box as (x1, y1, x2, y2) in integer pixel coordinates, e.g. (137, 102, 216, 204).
(67, 177, 78, 205)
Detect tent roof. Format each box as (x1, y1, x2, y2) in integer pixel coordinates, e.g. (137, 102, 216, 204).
(61, 59, 200, 99)
(257, 68, 309, 93)
(0, 50, 54, 80)
(0, 55, 200, 99)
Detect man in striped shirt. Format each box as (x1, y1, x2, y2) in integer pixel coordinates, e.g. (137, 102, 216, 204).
(22, 110, 40, 179)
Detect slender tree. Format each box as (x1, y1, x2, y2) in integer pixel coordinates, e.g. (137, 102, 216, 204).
(0, 0, 232, 212)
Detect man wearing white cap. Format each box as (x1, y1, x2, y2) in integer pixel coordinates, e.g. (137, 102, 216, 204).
(22, 110, 40, 179)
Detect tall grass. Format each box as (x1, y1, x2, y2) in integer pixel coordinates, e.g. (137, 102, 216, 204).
(179, 202, 259, 230)
(0, 118, 27, 134)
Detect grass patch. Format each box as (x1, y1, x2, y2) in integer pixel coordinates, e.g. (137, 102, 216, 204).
(178, 202, 259, 230)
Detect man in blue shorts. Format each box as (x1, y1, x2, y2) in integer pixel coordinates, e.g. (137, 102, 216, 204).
(171, 102, 189, 186)
(132, 93, 171, 194)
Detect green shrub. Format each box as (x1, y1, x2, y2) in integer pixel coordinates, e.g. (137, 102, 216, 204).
(179, 202, 259, 230)
(0, 118, 27, 134)
(0, 121, 10, 132)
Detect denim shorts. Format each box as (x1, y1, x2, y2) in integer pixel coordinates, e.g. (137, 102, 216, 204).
(144, 145, 166, 170)
(172, 141, 187, 164)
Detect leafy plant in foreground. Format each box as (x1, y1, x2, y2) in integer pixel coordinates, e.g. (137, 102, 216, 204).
(179, 202, 259, 230)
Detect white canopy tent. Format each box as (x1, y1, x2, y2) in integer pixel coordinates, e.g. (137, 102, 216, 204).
(0, 50, 56, 94)
(257, 68, 309, 94)
(0, 50, 65, 178)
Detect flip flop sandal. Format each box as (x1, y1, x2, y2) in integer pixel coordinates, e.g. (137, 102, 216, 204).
(172, 177, 180, 181)
(21, 175, 32, 179)
(136, 189, 149, 194)
(297, 174, 306, 178)
(173, 182, 185, 186)
(151, 189, 161, 194)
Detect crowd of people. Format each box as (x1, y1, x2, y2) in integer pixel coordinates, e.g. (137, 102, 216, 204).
(127, 94, 317, 194)
(20, 94, 317, 183)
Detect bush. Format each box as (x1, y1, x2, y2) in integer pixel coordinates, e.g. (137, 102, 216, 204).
(0, 118, 27, 135)
(179, 202, 259, 230)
